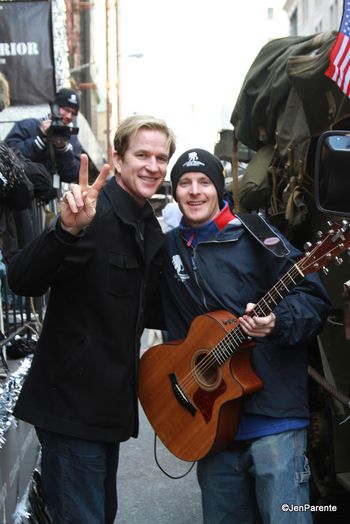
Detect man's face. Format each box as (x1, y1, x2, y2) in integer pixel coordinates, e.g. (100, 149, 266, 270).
(176, 172, 220, 227)
(113, 129, 170, 205)
(58, 106, 77, 125)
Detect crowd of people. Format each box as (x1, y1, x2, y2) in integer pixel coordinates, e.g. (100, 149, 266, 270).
(1, 91, 331, 523)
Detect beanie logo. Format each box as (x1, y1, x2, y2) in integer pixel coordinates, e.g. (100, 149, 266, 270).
(182, 152, 205, 168)
(172, 255, 189, 282)
(189, 152, 199, 162)
(68, 94, 78, 106)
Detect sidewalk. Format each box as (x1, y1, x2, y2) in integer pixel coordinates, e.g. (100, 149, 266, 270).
(116, 331, 203, 523)
(116, 406, 203, 523)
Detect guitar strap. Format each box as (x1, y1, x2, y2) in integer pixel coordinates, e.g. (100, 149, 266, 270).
(236, 213, 290, 258)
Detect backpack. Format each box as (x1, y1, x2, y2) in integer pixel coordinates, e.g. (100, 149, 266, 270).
(231, 31, 350, 227)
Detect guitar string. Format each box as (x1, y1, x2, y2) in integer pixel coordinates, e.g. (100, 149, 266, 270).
(177, 264, 303, 391)
(178, 240, 342, 392)
(176, 241, 341, 393)
(177, 263, 303, 392)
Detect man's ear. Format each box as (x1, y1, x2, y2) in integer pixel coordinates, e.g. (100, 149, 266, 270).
(112, 151, 122, 173)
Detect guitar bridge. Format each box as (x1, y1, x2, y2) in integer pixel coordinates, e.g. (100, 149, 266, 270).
(169, 373, 196, 417)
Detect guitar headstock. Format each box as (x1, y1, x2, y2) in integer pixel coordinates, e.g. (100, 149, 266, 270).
(299, 221, 350, 275)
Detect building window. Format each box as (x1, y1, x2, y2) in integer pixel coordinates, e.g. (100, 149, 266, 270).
(302, 0, 309, 25)
(335, 0, 341, 25)
(315, 20, 323, 33)
(290, 9, 298, 36)
(330, 0, 342, 29)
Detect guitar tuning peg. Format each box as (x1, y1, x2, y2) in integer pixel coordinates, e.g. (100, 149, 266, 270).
(335, 257, 344, 266)
(342, 220, 349, 230)
(322, 267, 329, 275)
(327, 220, 334, 228)
(316, 231, 323, 239)
(304, 241, 312, 251)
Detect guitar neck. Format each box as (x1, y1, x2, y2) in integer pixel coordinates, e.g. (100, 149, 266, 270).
(214, 262, 305, 364)
(252, 262, 305, 317)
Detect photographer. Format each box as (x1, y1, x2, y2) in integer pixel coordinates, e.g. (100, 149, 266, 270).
(4, 88, 82, 186)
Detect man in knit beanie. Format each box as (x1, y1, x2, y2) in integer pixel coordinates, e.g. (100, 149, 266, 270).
(171, 148, 225, 203)
(157, 147, 330, 524)
(168, 148, 227, 237)
(4, 87, 82, 186)
(53, 88, 80, 118)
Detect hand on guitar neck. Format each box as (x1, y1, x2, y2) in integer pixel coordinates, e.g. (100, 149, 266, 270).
(239, 302, 276, 338)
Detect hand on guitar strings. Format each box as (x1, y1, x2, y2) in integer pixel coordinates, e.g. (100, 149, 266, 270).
(239, 302, 276, 338)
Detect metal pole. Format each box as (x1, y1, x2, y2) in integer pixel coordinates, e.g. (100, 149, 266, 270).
(105, 0, 112, 165)
(116, 0, 121, 127)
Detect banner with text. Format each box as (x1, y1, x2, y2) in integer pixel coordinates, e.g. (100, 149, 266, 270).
(0, 0, 55, 105)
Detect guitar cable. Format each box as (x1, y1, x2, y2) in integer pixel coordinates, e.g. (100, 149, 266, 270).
(153, 433, 196, 479)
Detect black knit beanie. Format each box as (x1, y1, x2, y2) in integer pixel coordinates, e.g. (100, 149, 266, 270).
(54, 88, 80, 113)
(170, 148, 225, 202)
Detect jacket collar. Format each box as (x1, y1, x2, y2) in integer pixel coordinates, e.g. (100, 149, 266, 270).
(171, 217, 244, 246)
(103, 177, 155, 226)
(179, 201, 235, 247)
(101, 177, 165, 262)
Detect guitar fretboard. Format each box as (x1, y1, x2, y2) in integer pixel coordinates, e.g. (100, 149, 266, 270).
(212, 263, 305, 365)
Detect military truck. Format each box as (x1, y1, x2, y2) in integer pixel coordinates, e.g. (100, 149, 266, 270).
(215, 32, 350, 523)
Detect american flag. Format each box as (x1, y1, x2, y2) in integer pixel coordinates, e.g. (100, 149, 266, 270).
(325, 0, 350, 97)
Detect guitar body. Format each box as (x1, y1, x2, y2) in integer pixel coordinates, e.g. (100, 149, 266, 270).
(139, 310, 263, 462)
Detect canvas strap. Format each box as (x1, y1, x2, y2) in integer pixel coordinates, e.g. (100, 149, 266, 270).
(236, 213, 290, 258)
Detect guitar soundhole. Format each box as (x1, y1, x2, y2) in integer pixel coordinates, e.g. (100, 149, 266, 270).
(192, 349, 221, 391)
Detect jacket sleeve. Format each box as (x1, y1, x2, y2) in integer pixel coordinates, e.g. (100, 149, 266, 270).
(267, 242, 331, 347)
(7, 218, 93, 297)
(4, 119, 47, 161)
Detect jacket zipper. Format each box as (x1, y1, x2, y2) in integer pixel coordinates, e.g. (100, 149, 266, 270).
(191, 238, 239, 309)
(136, 221, 144, 241)
(191, 247, 208, 310)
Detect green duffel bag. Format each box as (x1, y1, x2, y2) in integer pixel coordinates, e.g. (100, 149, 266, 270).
(239, 143, 274, 211)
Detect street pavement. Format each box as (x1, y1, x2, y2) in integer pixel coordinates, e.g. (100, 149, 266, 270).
(116, 406, 203, 523)
(115, 331, 203, 523)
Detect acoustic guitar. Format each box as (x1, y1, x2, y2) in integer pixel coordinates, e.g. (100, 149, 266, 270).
(139, 222, 350, 462)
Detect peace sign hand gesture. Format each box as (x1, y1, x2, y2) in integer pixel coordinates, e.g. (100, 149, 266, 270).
(60, 154, 110, 235)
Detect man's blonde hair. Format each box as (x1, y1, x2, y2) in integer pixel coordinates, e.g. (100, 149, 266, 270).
(113, 114, 176, 159)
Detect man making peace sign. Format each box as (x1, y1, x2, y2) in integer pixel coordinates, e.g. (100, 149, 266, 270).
(8, 115, 176, 524)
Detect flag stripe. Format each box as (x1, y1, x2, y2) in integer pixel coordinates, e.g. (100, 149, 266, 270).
(339, 55, 350, 89)
(332, 34, 349, 81)
(325, 34, 344, 79)
(325, 0, 350, 97)
(343, 65, 350, 93)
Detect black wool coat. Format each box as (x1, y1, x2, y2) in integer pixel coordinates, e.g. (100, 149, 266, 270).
(8, 178, 165, 443)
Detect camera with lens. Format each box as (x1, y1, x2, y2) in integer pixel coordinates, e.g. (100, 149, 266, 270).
(46, 103, 79, 142)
